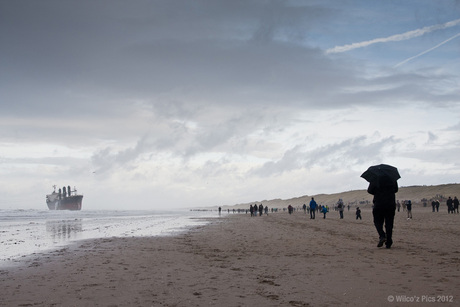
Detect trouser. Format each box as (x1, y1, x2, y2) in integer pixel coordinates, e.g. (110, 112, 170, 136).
(407, 210, 412, 219)
(310, 210, 315, 219)
(373, 207, 396, 244)
(339, 211, 344, 219)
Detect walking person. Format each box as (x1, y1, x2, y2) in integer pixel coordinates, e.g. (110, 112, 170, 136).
(406, 200, 412, 219)
(367, 175, 399, 249)
(453, 197, 459, 214)
(447, 197, 453, 214)
(356, 207, 362, 220)
(337, 199, 344, 219)
(309, 197, 317, 219)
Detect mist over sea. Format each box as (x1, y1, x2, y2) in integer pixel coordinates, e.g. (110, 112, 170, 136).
(0, 209, 216, 265)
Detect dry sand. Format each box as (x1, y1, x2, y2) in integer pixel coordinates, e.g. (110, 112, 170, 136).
(1, 206, 459, 306)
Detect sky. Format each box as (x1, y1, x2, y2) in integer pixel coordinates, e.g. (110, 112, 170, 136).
(1, 0, 459, 210)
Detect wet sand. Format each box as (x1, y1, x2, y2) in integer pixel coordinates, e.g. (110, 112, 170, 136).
(1, 207, 459, 306)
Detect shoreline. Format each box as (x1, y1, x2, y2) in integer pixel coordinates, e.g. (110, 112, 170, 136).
(1, 207, 459, 306)
(0, 210, 215, 264)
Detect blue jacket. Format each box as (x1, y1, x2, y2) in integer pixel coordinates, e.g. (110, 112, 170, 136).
(309, 200, 317, 210)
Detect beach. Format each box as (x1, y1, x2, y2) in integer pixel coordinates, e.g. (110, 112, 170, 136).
(1, 206, 459, 306)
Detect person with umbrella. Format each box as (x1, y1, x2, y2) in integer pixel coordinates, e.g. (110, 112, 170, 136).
(361, 164, 400, 249)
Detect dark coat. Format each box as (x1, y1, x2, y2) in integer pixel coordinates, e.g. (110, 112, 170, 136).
(367, 176, 398, 209)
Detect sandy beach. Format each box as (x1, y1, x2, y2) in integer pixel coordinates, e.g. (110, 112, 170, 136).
(1, 206, 459, 306)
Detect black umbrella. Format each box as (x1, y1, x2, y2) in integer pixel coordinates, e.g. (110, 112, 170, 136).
(361, 164, 400, 183)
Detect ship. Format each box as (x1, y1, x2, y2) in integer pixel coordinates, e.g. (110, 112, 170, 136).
(46, 185, 83, 210)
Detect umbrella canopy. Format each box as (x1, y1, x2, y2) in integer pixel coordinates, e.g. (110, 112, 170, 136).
(361, 164, 400, 183)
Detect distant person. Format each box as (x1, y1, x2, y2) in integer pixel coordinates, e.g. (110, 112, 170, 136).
(288, 205, 293, 214)
(218, 207, 222, 215)
(367, 175, 398, 249)
(259, 204, 264, 216)
(396, 200, 401, 212)
(453, 197, 459, 214)
(249, 205, 254, 217)
(431, 200, 436, 212)
(321, 205, 328, 219)
(435, 200, 440, 212)
(302, 204, 307, 214)
(356, 207, 362, 220)
(309, 197, 317, 219)
(264, 206, 269, 215)
(406, 200, 412, 219)
(337, 199, 344, 219)
(447, 197, 453, 214)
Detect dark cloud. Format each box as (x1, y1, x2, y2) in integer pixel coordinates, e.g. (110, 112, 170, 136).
(1, 1, 459, 209)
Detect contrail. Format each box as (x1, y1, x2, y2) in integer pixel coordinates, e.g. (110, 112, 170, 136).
(394, 32, 460, 67)
(326, 18, 460, 54)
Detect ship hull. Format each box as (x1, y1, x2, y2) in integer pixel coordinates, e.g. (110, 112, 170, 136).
(47, 195, 83, 211)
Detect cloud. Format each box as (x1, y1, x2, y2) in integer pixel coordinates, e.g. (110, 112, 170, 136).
(1, 1, 459, 209)
(251, 135, 401, 177)
(326, 18, 460, 54)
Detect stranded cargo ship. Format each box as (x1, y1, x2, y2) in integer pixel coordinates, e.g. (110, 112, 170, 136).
(46, 185, 83, 210)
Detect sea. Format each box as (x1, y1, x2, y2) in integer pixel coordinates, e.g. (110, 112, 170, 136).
(0, 209, 217, 266)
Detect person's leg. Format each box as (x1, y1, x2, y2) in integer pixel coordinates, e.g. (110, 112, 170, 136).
(384, 208, 396, 248)
(373, 208, 386, 246)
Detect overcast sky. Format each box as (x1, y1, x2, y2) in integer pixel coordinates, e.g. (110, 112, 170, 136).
(1, 0, 459, 210)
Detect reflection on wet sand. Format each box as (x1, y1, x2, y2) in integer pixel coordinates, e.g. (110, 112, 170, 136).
(46, 219, 82, 242)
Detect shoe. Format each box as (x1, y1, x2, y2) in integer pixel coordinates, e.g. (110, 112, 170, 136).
(385, 239, 393, 249)
(377, 238, 386, 247)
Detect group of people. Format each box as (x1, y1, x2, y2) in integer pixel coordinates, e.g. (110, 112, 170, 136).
(249, 204, 269, 216)
(299, 198, 362, 220)
(236, 176, 454, 252)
